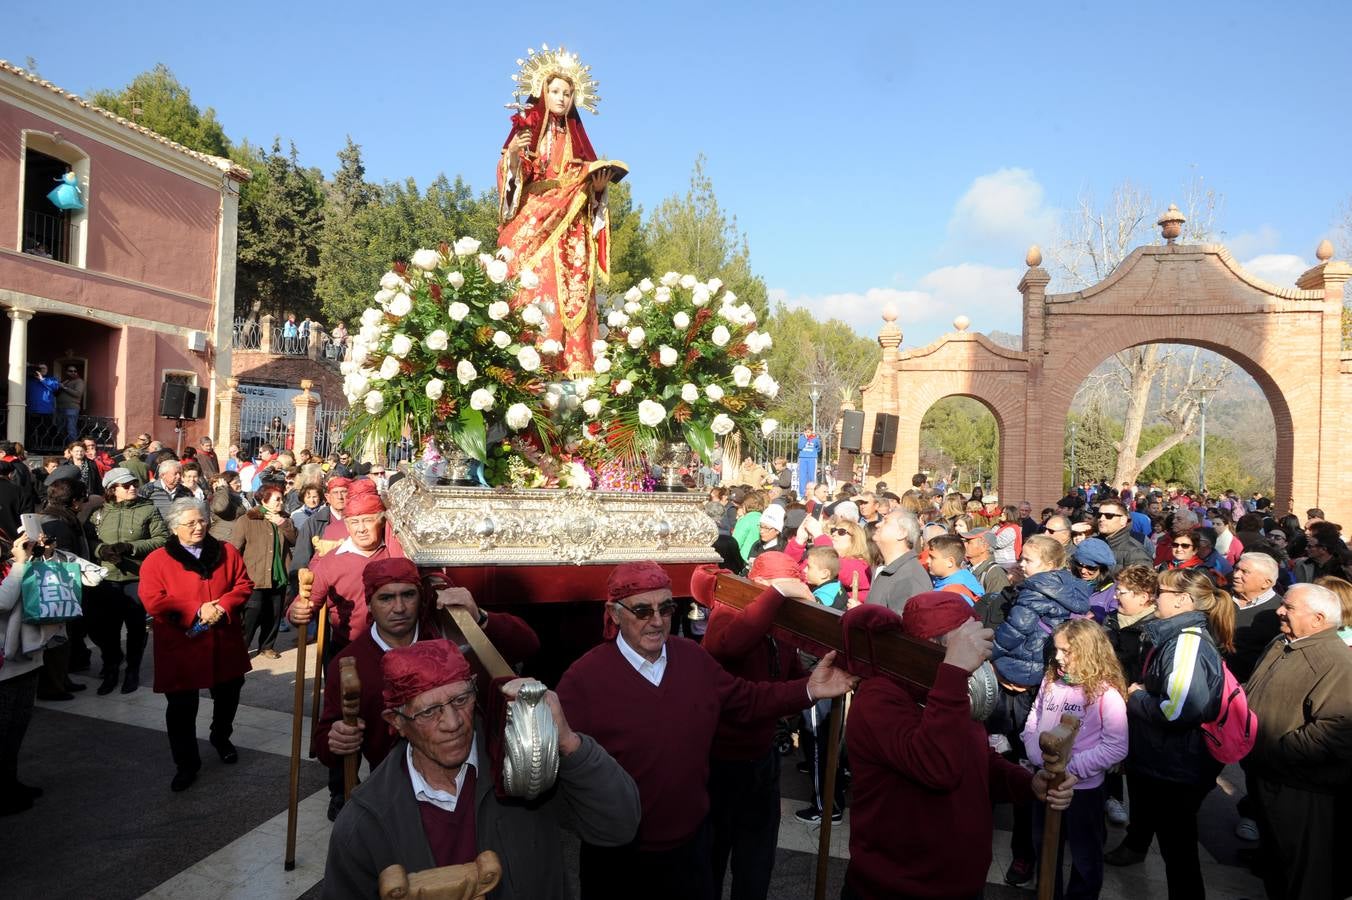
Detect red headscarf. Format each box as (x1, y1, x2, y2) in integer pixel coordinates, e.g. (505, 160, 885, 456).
(900, 591, 979, 641)
(381, 639, 473, 711)
(363, 557, 422, 604)
(607, 561, 671, 603)
(345, 479, 384, 517)
(747, 551, 802, 583)
(326, 475, 352, 494)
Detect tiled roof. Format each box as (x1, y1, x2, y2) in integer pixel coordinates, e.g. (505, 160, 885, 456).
(1, 59, 251, 182)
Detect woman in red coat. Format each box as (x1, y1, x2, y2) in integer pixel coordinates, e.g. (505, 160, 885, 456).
(139, 498, 253, 792)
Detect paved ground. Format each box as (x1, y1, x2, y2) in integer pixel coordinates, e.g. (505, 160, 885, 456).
(5, 625, 1265, 899)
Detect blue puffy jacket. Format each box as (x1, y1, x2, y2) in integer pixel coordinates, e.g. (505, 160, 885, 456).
(991, 569, 1091, 686)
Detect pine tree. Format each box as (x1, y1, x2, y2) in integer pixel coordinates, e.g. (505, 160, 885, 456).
(235, 139, 324, 321)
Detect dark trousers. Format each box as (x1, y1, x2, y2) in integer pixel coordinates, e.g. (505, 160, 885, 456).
(90, 581, 147, 675)
(800, 698, 847, 812)
(321, 632, 349, 798)
(709, 751, 781, 900)
(1032, 784, 1107, 900)
(0, 670, 39, 791)
(242, 587, 284, 652)
(1123, 772, 1212, 899)
(1248, 774, 1337, 900)
(580, 819, 714, 900)
(164, 676, 244, 773)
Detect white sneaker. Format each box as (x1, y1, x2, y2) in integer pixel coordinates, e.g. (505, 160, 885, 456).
(1235, 817, 1260, 841)
(988, 734, 1011, 754)
(1105, 798, 1129, 826)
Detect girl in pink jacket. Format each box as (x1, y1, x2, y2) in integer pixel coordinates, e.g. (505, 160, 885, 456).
(1022, 618, 1129, 899)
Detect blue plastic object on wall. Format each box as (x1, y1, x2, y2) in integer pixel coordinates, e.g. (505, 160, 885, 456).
(47, 172, 84, 211)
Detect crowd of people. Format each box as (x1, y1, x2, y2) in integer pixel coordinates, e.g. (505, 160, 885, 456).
(3, 437, 1351, 900)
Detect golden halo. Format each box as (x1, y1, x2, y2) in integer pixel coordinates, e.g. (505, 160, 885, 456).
(510, 43, 601, 115)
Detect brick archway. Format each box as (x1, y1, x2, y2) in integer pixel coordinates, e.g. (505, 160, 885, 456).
(852, 240, 1352, 522)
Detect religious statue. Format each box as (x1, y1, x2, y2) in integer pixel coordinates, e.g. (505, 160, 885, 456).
(497, 45, 627, 374)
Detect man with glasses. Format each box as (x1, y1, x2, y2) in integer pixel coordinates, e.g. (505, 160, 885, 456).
(291, 474, 352, 576)
(1094, 498, 1152, 570)
(1043, 515, 1073, 547)
(557, 561, 858, 900)
(325, 639, 640, 899)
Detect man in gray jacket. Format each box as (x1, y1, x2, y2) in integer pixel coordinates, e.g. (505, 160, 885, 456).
(1094, 498, 1152, 570)
(323, 639, 640, 900)
(867, 511, 932, 616)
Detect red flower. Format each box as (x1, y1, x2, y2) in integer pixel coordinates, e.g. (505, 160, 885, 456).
(685, 347, 702, 364)
(437, 241, 451, 256)
(430, 283, 443, 301)
(393, 260, 408, 276)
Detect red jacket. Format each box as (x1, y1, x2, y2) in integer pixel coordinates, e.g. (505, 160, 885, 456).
(139, 536, 254, 694)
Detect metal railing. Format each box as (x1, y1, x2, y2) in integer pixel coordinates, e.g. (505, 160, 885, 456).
(25, 414, 119, 453)
(270, 329, 310, 356)
(312, 406, 352, 459)
(318, 334, 349, 362)
(749, 426, 833, 488)
(237, 400, 294, 458)
(233, 318, 262, 350)
(22, 208, 71, 263)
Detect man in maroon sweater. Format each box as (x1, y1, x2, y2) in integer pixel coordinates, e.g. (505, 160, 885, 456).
(557, 561, 858, 900)
(842, 593, 1075, 900)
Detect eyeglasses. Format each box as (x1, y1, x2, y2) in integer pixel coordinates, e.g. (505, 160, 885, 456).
(614, 599, 677, 620)
(830, 528, 852, 537)
(1099, 512, 1124, 520)
(1172, 541, 1194, 549)
(396, 683, 478, 724)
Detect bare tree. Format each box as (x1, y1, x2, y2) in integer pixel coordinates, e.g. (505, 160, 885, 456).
(1052, 174, 1233, 487)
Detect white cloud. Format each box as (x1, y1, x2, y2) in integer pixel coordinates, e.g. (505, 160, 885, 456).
(1225, 225, 1280, 260)
(948, 168, 1059, 252)
(1242, 254, 1307, 288)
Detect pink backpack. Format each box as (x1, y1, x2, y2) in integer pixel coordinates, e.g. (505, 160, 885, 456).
(1201, 657, 1257, 764)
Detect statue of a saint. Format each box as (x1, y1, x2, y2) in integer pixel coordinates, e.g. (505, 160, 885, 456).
(497, 46, 625, 374)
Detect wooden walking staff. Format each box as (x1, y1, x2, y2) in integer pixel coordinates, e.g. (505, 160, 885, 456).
(284, 568, 315, 871)
(811, 571, 862, 899)
(339, 657, 361, 800)
(309, 605, 329, 756)
(1036, 714, 1082, 900)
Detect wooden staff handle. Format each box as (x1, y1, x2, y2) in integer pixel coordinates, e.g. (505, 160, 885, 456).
(310, 606, 328, 757)
(813, 696, 845, 900)
(1036, 713, 1082, 900)
(284, 567, 315, 871)
(340, 656, 361, 800)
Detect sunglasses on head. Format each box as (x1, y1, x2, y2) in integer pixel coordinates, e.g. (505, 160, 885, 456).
(614, 599, 677, 620)
(830, 528, 851, 537)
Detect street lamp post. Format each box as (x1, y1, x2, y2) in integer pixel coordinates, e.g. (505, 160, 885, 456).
(1197, 388, 1214, 495)
(809, 382, 821, 485)
(1069, 420, 1078, 491)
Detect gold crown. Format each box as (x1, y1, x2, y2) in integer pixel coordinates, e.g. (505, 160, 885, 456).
(510, 43, 600, 115)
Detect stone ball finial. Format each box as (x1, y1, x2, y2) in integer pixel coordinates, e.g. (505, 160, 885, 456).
(1026, 244, 1042, 267)
(1158, 204, 1186, 243)
(953, 315, 971, 332)
(881, 303, 899, 323)
(300, 379, 314, 393)
(1316, 238, 1335, 262)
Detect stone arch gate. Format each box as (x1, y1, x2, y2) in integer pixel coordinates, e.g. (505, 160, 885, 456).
(850, 236, 1352, 523)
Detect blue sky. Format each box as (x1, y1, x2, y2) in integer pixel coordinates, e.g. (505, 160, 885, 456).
(8, 1, 1349, 345)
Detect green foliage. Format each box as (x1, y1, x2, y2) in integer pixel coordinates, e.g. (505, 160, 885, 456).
(1138, 428, 1271, 495)
(1065, 406, 1121, 487)
(89, 64, 230, 157)
(762, 304, 879, 429)
(233, 139, 325, 320)
(604, 180, 650, 295)
(646, 155, 768, 320)
(920, 398, 999, 490)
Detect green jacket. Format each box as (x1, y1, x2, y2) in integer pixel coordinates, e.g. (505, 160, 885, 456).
(93, 497, 169, 582)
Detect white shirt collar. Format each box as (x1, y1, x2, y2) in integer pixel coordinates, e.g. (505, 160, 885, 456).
(371, 621, 419, 652)
(615, 634, 668, 686)
(1234, 587, 1277, 609)
(407, 740, 477, 812)
(336, 537, 380, 557)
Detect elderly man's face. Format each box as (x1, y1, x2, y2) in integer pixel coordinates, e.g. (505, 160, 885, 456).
(609, 588, 674, 663)
(1045, 518, 1071, 545)
(1231, 558, 1274, 599)
(1277, 589, 1330, 641)
(347, 512, 384, 551)
(387, 679, 477, 771)
(1019, 502, 1032, 518)
(161, 466, 181, 489)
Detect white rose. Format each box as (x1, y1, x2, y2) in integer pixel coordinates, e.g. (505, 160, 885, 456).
(497, 246, 514, 262)
(582, 398, 602, 417)
(411, 248, 440, 271)
(519, 270, 540, 291)
(363, 390, 385, 414)
(453, 237, 481, 256)
(379, 271, 403, 291)
(543, 391, 560, 410)
(425, 329, 449, 351)
(346, 371, 369, 398)
(447, 271, 465, 289)
(607, 310, 630, 328)
(485, 259, 509, 284)
(761, 418, 778, 437)
(707, 277, 723, 294)
(638, 277, 655, 293)
(681, 383, 699, 403)
(455, 360, 477, 385)
(388, 293, 413, 317)
(592, 339, 609, 356)
(627, 326, 646, 348)
(521, 305, 544, 326)
(711, 413, 735, 436)
(637, 399, 667, 427)
(594, 357, 612, 373)
(360, 307, 383, 327)
(723, 291, 737, 304)
(660, 271, 680, 287)
(478, 253, 494, 267)
(690, 284, 710, 307)
(624, 301, 641, 315)
(740, 305, 757, 326)
(673, 311, 691, 330)
(705, 384, 725, 402)
(505, 402, 532, 430)
(351, 344, 369, 366)
(340, 360, 356, 375)
(615, 379, 633, 395)
(470, 388, 494, 411)
(654, 286, 671, 304)
(374, 288, 395, 306)
(488, 301, 510, 321)
(718, 304, 739, 324)
(732, 365, 752, 387)
(624, 286, 642, 302)
(711, 325, 731, 347)
(379, 356, 401, 380)
(390, 334, 413, 358)
(679, 274, 698, 289)
(658, 345, 679, 367)
(574, 377, 594, 398)
(447, 302, 469, 322)
(425, 378, 445, 400)
(493, 331, 512, 349)
(517, 346, 541, 371)
(540, 339, 562, 355)
(753, 372, 780, 399)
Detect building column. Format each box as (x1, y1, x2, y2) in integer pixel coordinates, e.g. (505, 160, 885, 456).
(291, 380, 320, 454)
(216, 378, 243, 452)
(6, 308, 33, 445)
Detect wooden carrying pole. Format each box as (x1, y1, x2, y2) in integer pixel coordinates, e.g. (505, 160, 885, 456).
(812, 697, 844, 900)
(441, 605, 514, 680)
(339, 657, 361, 800)
(1036, 714, 1082, 900)
(309, 609, 328, 755)
(284, 568, 315, 871)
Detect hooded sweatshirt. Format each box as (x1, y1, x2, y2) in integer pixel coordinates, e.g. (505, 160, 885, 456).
(1022, 678, 1128, 788)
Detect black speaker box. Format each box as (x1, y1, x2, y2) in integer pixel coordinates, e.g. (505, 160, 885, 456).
(189, 388, 208, 420)
(159, 382, 190, 419)
(840, 410, 865, 452)
(871, 413, 899, 456)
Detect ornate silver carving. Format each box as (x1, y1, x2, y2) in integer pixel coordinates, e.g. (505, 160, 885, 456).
(967, 661, 999, 721)
(501, 679, 560, 801)
(383, 478, 722, 566)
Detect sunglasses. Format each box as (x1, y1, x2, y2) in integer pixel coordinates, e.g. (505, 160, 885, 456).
(614, 599, 677, 620)
(1099, 512, 1124, 520)
(829, 528, 852, 537)
(1172, 541, 1194, 549)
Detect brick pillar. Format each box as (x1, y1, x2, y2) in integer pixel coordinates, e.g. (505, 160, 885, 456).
(216, 378, 243, 451)
(292, 379, 320, 455)
(1017, 256, 1052, 513)
(1297, 245, 1352, 524)
(309, 328, 327, 362)
(260, 314, 275, 353)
